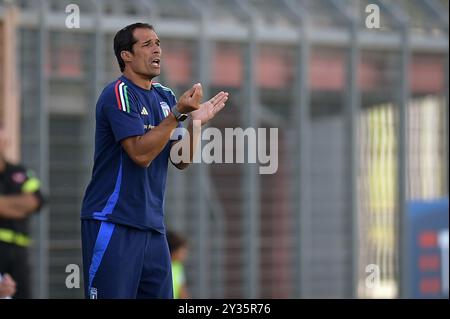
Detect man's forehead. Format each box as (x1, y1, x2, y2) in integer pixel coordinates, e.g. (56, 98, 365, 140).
(133, 28, 159, 42)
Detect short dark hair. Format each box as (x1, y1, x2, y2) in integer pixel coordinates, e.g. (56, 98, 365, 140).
(167, 230, 188, 254)
(113, 22, 154, 72)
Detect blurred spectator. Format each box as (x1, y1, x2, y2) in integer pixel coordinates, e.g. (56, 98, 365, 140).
(0, 273, 16, 298)
(0, 127, 44, 298)
(167, 230, 190, 299)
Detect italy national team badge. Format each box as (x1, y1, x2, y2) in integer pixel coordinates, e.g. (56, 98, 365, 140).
(90, 287, 97, 299)
(160, 101, 170, 117)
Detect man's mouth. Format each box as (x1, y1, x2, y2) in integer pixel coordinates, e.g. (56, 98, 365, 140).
(151, 58, 160, 67)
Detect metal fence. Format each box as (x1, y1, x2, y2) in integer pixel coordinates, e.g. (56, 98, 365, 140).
(0, 0, 448, 298)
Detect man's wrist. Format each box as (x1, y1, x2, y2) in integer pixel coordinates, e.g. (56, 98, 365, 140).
(171, 105, 188, 122)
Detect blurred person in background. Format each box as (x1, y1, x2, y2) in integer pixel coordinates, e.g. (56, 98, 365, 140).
(0, 273, 16, 298)
(167, 230, 190, 299)
(80, 22, 229, 299)
(0, 126, 44, 299)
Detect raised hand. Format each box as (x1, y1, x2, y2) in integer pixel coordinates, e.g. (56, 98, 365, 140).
(176, 83, 203, 114)
(191, 91, 229, 125)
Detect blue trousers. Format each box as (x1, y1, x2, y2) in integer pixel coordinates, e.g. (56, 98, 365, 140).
(81, 219, 173, 299)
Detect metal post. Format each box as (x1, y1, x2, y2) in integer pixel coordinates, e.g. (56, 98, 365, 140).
(195, 14, 209, 301)
(348, 19, 360, 301)
(86, 0, 103, 168)
(283, 0, 311, 298)
(445, 47, 449, 197)
(37, 0, 49, 299)
(235, 0, 260, 299)
(398, 24, 410, 300)
(383, 0, 410, 298)
(204, 173, 226, 298)
(192, 0, 227, 296)
(424, 0, 449, 197)
(189, 0, 210, 298)
(376, 0, 410, 298)
(330, 0, 361, 298)
(92, 0, 104, 99)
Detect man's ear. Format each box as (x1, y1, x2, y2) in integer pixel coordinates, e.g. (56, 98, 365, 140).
(121, 51, 133, 63)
